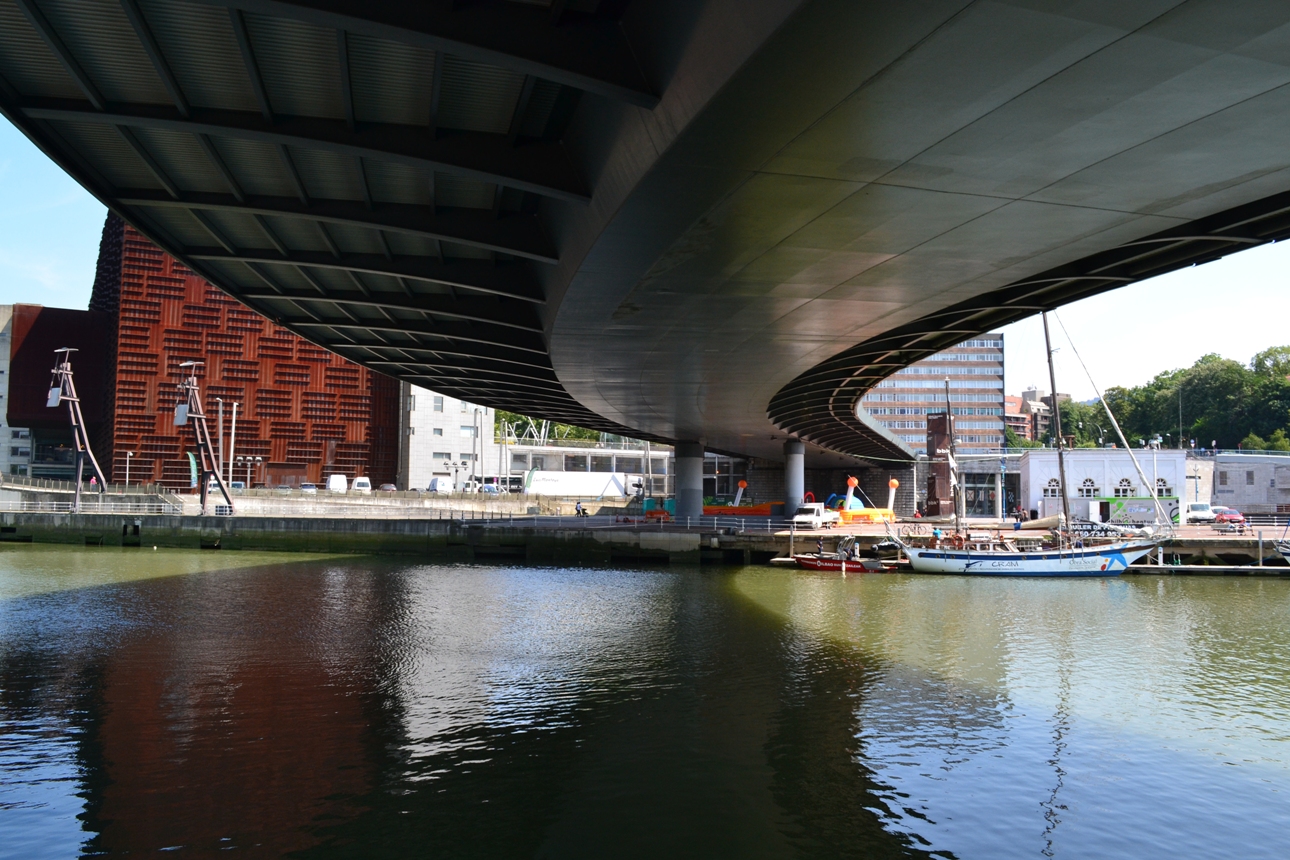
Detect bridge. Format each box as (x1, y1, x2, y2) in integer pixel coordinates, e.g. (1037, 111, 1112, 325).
(4, 0, 1290, 518)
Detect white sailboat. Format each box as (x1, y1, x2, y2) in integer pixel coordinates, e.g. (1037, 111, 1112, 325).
(892, 312, 1163, 577)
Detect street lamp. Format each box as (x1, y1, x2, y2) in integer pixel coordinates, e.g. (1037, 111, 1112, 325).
(125, 451, 134, 486)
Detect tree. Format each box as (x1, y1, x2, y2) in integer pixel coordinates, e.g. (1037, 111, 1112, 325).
(1252, 345, 1290, 379)
(1004, 426, 1042, 449)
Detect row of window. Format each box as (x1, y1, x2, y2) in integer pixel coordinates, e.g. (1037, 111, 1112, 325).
(875, 379, 1002, 389)
(409, 395, 489, 415)
(958, 339, 1004, 348)
(922, 353, 1004, 362)
(895, 365, 1003, 375)
(864, 393, 1002, 402)
(866, 406, 1003, 416)
(409, 425, 478, 437)
(1042, 478, 1174, 497)
(1217, 471, 1256, 486)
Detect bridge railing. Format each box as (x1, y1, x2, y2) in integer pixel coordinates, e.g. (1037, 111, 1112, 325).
(0, 500, 183, 516)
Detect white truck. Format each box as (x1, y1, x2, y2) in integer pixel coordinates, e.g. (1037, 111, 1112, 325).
(792, 503, 841, 530)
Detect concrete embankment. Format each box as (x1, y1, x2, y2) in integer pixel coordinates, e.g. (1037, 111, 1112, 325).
(0, 513, 711, 565)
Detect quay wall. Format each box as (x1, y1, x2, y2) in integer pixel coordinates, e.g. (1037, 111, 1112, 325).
(0, 513, 706, 565)
(2, 512, 1285, 570)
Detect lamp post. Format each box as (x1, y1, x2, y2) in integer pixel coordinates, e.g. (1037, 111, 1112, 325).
(125, 451, 133, 486)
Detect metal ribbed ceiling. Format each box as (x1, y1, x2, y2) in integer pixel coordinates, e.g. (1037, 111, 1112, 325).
(8, 1, 1290, 467)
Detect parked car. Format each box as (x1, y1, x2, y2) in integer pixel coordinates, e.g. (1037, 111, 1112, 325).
(326, 474, 348, 494)
(1213, 506, 1246, 524)
(378, 483, 397, 492)
(351, 477, 372, 494)
(1184, 502, 1217, 523)
(426, 477, 450, 493)
(275, 484, 293, 494)
(300, 482, 318, 495)
(229, 480, 246, 493)
(480, 484, 500, 495)
(792, 503, 841, 530)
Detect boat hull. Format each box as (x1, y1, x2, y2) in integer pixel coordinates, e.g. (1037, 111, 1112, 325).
(793, 555, 891, 572)
(904, 541, 1158, 576)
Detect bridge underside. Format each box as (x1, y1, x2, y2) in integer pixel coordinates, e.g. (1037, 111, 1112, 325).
(4, 0, 1290, 466)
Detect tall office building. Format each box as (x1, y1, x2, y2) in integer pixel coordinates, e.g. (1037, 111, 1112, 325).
(860, 333, 1005, 454)
(79, 215, 400, 488)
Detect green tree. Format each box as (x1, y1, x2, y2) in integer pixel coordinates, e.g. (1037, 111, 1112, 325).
(1004, 426, 1042, 449)
(1252, 345, 1290, 379)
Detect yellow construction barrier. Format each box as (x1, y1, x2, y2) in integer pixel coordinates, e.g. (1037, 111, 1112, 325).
(839, 508, 895, 524)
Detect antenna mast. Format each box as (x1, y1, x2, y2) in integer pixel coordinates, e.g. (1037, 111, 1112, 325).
(174, 361, 235, 515)
(47, 348, 108, 513)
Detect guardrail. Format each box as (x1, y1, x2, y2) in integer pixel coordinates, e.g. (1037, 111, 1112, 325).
(0, 500, 183, 515)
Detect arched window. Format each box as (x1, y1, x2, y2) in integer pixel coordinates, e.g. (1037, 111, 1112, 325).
(1042, 478, 1061, 498)
(1078, 478, 1100, 498)
(1156, 477, 1173, 497)
(1113, 478, 1135, 498)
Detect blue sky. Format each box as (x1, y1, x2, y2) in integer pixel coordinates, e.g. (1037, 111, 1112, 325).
(0, 118, 107, 309)
(2, 114, 1287, 400)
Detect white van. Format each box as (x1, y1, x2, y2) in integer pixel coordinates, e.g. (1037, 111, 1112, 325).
(351, 477, 371, 494)
(1185, 502, 1217, 523)
(326, 474, 348, 494)
(426, 477, 451, 493)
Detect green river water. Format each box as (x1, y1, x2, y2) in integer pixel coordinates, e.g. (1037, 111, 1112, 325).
(1, 545, 1287, 858)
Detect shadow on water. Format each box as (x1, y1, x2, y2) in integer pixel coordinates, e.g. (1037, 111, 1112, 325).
(0, 556, 939, 859)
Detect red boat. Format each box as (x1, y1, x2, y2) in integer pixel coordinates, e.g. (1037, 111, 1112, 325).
(793, 554, 894, 572)
(793, 536, 897, 572)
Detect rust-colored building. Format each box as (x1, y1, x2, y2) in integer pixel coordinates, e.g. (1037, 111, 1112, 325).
(87, 214, 398, 489)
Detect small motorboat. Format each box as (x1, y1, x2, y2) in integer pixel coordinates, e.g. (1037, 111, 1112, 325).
(793, 535, 896, 572)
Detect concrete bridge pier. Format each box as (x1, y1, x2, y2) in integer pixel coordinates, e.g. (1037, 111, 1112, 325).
(784, 440, 805, 512)
(674, 443, 704, 523)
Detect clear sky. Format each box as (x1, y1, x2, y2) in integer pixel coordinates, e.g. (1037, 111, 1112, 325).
(2, 114, 1286, 400)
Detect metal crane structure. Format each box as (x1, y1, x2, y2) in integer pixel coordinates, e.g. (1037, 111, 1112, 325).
(46, 347, 108, 514)
(173, 361, 235, 515)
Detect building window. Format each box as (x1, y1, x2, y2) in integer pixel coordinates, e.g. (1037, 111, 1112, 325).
(406, 426, 415, 435)
(406, 395, 415, 411)
(10, 446, 30, 458)
(1077, 478, 1099, 498)
(1247, 470, 1256, 486)
(459, 454, 474, 462)
(433, 428, 443, 436)
(11, 429, 29, 440)
(1113, 478, 1135, 498)
(9, 465, 26, 476)
(1156, 478, 1172, 497)
(1219, 471, 1228, 486)
(460, 425, 476, 437)
(432, 451, 451, 461)
(1042, 479, 1062, 498)
(460, 401, 470, 412)
(433, 396, 444, 412)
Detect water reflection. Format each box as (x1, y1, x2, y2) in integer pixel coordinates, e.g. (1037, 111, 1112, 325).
(1, 552, 931, 859)
(4, 551, 1289, 858)
(736, 570, 1290, 859)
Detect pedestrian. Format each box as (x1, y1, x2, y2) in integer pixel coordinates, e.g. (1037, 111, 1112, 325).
(575, 500, 583, 517)
(933, 527, 942, 548)
(816, 537, 824, 556)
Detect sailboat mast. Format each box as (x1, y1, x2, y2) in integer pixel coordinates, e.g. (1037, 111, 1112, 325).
(944, 377, 960, 534)
(1043, 312, 1072, 542)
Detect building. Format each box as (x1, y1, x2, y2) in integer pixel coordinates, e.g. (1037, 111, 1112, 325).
(861, 334, 1005, 455)
(0, 307, 30, 477)
(399, 383, 498, 491)
(1003, 395, 1031, 442)
(1210, 452, 1290, 514)
(1019, 448, 1184, 523)
(5, 216, 401, 490)
(6, 304, 112, 481)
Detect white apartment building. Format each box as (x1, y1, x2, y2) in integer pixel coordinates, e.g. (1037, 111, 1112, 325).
(0, 306, 31, 477)
(398, 383, 498, 490)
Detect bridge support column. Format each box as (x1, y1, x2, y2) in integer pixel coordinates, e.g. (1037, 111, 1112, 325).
(674, 443, 704, 524)
(784, 440, 805, 512)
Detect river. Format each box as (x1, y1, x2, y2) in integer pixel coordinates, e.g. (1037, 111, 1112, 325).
(1, 546, 1287, 858)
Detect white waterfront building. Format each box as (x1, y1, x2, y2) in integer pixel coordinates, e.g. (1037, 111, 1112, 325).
(398, 383, 498, 491)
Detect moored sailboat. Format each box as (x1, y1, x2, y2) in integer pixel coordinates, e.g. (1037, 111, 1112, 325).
(891, 312, 1164, 577)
